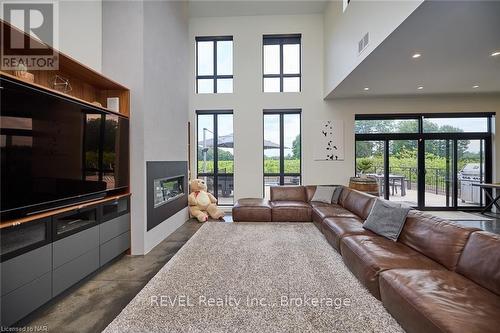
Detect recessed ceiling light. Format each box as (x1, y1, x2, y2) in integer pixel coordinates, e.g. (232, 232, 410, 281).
(473, 85, 480, 89)
(417, 86, 424, 90)
(412, 53, 422, 59)
(491, 51, 500, 57)
(363, 87, 370, 91)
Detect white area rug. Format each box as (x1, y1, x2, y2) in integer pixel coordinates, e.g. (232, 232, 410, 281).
(103, 222, 403, 333)
(427, 211, 493, 221)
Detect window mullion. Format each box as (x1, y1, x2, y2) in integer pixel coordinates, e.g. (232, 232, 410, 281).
(280, 113, 285, 184)
(279, 43, 284, 92)
(213, 40, 217, 93)
(213, 114, 219, 198)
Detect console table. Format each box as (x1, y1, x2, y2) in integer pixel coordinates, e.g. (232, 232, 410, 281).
(472, 183, 500, 215)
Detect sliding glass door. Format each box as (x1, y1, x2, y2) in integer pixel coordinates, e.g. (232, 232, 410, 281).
(388, 140, 419, 206)
(424, 140, 455, 207)
(197, 111, 234, 205)
(355, 114, 492, 210)
(263, 110, 301, 199)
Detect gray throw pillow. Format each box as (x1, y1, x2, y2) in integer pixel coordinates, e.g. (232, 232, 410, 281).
(363, 199, 411, 241)
(331, 186, 343, 204)
(311, 186, 336, 204)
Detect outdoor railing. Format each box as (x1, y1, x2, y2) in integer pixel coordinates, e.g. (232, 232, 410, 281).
(365, 166, 455, 195)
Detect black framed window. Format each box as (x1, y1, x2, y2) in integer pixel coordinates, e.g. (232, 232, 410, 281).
(263, 110, 301, 198)
(196, 110, 234, 205)
(196, 36, 233, 94)
(263, 34, 301, 92)
(355, 113, 493, 211)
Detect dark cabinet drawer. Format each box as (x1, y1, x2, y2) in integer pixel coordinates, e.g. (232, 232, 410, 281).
(1, 272, 52, 327)
(52, 247, 99, 297)
(53, 207, 98, 240)
(101, 197, 130, 222)
(53, 226, 99, 269)
(1, 244, 52, 296)
(100, 231, 130, 266)
(100, 213, 130, 244)
(0, 217, 51, 262)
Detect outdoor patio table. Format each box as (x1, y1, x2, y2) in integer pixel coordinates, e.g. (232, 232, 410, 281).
(367, 174, 406, 197)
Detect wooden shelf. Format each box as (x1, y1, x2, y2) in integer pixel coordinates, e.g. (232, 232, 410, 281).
(0, 192, 131, 230)
(1, 71, 128, 118)
(0, 20, 130, 117)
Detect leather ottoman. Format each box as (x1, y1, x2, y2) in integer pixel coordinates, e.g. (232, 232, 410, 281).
(232, 198, 272, 222)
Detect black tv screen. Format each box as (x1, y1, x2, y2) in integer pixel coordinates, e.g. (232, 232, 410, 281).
(0, 77, 129, 218)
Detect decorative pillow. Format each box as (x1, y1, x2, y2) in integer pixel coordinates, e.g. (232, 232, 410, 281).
(311, 186, 336, 204)
(363, 199, 411, 241)
(331, 186, 343, 204)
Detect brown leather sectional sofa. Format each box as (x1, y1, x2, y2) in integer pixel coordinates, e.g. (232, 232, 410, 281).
(232, 185, 500, 333)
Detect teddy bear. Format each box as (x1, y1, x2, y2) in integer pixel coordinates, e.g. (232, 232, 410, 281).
(188, 178, 225, 222)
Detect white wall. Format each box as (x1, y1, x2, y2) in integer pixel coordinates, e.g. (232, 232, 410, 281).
(324, 0, 423, 97)
(189, 14, 325, 200)
(103, 0, 189, 255)
(59, 0, 102, 71)
(142, 0, 189, 253)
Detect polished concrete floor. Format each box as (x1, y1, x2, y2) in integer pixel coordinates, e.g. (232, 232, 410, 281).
(17, 219, 206, 333)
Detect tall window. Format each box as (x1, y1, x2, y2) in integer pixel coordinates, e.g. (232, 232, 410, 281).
(196, 36, 233, 94)
(263, 34, 301, 92)
(197, 111, 234, 205)
(263, 110, 301, 198)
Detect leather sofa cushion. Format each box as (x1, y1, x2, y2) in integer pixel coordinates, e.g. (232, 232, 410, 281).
(270, 186, 306, 202)
(234, 198, 271, 208)
(340, 235, 445, 299)
(340, 189, 375, 220)
(380, 269, 500, 333)
(399, 210, 479, 270)
(456, 231, 500, 296)
(309, 201, 330, 208)
(271, 201, 311, 222)
(271, 201, 310, 209)
(305, 185, 317, 202)
(338, 187, 351, 206)
(312, 204, 359, 220)
(322, 217, 371, 251)
(232, 199, 271, 222)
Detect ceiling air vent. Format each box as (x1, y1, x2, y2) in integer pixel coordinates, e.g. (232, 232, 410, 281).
(358, 32, 369, 55)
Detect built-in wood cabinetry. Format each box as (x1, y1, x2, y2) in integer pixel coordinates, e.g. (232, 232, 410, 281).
(0, 19, 132, 326)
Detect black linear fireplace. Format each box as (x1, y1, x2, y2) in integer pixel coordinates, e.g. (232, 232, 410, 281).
(146, 161, 188, 231)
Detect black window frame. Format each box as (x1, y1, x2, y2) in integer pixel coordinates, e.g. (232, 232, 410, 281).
(195, 36, 233, 94)
(354, 112, 494, 211)
(196, 110, 234, 205)
(263, 34, 302, 92)
(263, 109, 302, 194)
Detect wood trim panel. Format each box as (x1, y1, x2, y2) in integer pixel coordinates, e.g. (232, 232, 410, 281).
(1, 71, 128, 118)
(0, 20, 129, 117)
(0, 193, 132, 230)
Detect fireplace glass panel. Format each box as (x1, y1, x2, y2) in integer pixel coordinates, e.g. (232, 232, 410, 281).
(154, 176, 185, 208)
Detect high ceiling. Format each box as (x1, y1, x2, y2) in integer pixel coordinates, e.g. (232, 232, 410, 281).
(189, 0, 329, 17)
(328, 1, 500, 99)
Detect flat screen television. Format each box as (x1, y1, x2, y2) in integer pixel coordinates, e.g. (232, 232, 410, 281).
(0, 77, 129, 219)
